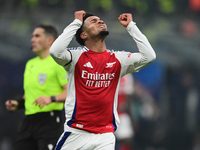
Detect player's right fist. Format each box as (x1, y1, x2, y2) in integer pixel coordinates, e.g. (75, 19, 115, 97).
(74, 10, 86, 23)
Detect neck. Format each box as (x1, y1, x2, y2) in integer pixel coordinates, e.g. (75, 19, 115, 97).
(37, 49, 50, 59)
(85, 39, 106, 52)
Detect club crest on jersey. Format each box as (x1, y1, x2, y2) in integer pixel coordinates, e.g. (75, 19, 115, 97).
(83, 62, 93, 69)
(127, 53, 132, 57)
(105, 62, 116, 68)
(38, 74, 47, 85)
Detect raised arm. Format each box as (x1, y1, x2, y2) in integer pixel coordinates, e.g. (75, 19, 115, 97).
(119, 13, 156, 72)
(50, 11, 86, 66)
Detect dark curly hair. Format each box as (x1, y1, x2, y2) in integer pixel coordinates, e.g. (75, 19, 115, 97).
(75, 13, 94, 46)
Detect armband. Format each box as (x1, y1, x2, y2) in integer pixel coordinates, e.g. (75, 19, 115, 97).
(17, 98, 25, 109)
(51, 96, 56, 102)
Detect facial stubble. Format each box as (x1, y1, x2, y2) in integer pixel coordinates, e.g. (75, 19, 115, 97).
(99, 31, 109, 37)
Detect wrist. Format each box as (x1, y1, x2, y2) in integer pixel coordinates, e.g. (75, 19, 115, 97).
(17, 98, 25, 109)
(51, 96, 56, 102)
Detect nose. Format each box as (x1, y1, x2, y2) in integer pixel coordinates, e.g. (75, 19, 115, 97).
(31, 37, 34, 43)
(98, 20, 104, 24)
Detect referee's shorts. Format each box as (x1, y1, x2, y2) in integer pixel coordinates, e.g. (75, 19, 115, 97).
(14, 110, 64, 150)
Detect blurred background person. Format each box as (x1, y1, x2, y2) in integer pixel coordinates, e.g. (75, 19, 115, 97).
(115, 73, 135, 150)
(5, 24, 68, 150)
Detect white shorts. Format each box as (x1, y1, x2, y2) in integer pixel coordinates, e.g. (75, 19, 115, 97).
(55, 126, 115, 150)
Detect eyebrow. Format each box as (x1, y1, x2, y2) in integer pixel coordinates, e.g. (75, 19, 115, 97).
(90, 17, 101, 22)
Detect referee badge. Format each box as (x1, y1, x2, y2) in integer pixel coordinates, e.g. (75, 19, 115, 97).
(38, 74, 47, 85)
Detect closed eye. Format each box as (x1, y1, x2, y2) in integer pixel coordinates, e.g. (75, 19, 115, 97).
(90, 18, 98, 23)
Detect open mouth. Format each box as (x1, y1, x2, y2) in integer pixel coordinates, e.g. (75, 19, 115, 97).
(99, 25, 105, 29)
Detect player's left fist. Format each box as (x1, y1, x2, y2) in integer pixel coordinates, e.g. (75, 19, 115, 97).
(118, 13, 133, 27)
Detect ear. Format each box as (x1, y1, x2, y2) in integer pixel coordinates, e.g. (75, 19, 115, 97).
(47, 36, 54, 45)
(80, 31, 87, 40)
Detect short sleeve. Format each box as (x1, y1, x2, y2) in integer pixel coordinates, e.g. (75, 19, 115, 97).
(56, 64, 68, 86)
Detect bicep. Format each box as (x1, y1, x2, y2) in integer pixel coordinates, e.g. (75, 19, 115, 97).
(62, 84, 68, 91)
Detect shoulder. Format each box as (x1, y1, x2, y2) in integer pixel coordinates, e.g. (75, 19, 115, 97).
(108, 49, 130, 56)
(67, 46, 89, 59)
(26, 57, 38, 65)
(49, 56, 63, 67)
(48, 56, 66, 71)
(110, 50, 134, 64)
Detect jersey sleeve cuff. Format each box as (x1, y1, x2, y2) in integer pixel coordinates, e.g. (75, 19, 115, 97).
(74, 19, 83, 27)
(126, 21, 136, 31)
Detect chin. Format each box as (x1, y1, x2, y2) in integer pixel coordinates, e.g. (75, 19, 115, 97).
(100, 31, 109, 36)
(32, 49, 39, 53)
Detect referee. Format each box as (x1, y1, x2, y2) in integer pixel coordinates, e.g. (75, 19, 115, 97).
(5, 24, 68, 150)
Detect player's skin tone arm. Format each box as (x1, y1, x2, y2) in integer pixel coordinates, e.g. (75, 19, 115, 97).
(5, 84, 68, 110)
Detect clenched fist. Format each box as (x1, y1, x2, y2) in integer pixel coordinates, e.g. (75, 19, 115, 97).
(118, 13, 133, 27)
(74, 10, 86, 23)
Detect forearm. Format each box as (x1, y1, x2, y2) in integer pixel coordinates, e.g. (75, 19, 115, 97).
(50, 19, 82, 66)
(52, 91, 67, 103)
(126, 21, 156, 70)
(51, 84, 68, 103)
(17, 98, 25, 109)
